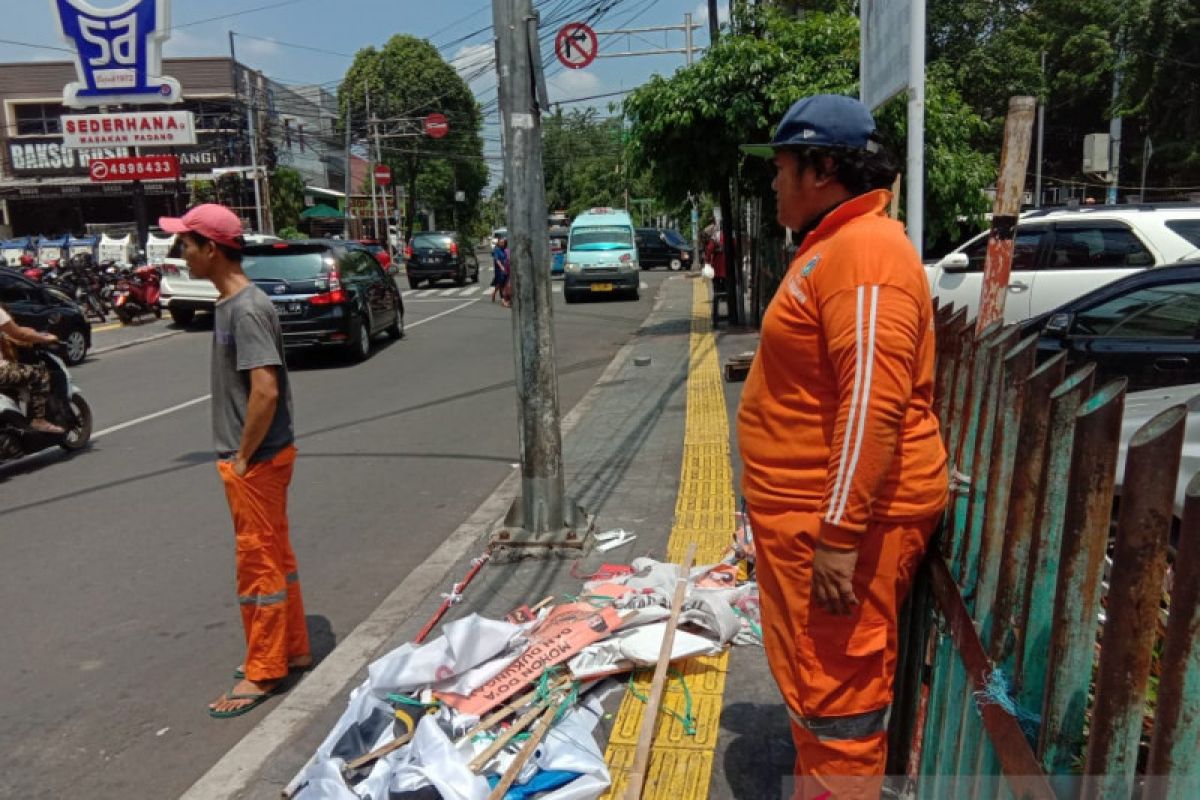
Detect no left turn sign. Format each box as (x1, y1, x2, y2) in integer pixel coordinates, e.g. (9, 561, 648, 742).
(555, 22, 597, 70)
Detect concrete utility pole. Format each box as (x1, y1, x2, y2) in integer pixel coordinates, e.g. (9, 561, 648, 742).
(907, 0, 925, 257)
(230, 32, 264, 232)
(373, 106, 388, 240)
(491, 0, 587, 552)
(343, 101, 352, 237)
(365, 89, 380, 240)
(1034, 51, 1046, 207)
(1108, 45, 1123, 205)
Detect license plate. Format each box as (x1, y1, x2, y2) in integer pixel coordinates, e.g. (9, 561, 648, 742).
(590, 283, 614, 292)
(422, 256, 437, 264)
(275, 301, 302, 315)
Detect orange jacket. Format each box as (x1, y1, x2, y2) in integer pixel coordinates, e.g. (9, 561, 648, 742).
(737, 189, 947, 549)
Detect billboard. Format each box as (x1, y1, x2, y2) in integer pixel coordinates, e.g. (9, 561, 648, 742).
(860, 0, 910, 111)
(50, 0, 182, 107)
(61, 110, 197, 148)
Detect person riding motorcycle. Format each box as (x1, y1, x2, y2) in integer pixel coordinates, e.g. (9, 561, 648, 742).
(0, 304, 64, 434)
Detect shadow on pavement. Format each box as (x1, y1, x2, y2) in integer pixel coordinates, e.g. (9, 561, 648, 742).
(720, 701, 794, 799)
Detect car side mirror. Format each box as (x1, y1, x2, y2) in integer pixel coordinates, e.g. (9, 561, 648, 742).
(939, 252, 970, 273)
(1042, 311, 1074, 337)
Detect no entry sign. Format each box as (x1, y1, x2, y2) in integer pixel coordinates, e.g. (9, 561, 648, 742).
(424, 113, 449, 139)
(373, 164, 391, 186)
(89, 155, 180, 182)
(555, 22, 597, 69)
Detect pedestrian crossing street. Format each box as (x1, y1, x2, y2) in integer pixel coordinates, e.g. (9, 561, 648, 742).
(399, 281, 650, 299)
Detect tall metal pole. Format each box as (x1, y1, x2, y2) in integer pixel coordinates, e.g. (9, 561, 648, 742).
(1140, 137, 1152, 202)
(343, 101, 352, 237)
(493, 0, 569, 543)
(684, 12, 693, 65)
(906, 0, 926, 258)
(373, 108, 388, 239)
(1108, 38, 1123, 204)
(366, 89, 379, 240)
(1035, 51, 1046, 207)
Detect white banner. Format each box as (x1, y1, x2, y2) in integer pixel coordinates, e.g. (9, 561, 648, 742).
(861, 0, 910, 111)
(61, 110, 196, 149)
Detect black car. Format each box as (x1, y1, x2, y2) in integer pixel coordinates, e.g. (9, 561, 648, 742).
(405, 231, 480, 289)
(635, 227, 692, 271)
(1024, 262, 1200, 390)
(0, 267, 91, 364)
(242, 241, 403, 363)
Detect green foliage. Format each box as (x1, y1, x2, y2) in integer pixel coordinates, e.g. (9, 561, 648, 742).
(188, 179, 215, 208)
(269, 167, 306, 232)
(625, 4, 992, 250)
(541, 109, 627, 215)
(339, 35, 488, 237)
(277, 226, 303, 240)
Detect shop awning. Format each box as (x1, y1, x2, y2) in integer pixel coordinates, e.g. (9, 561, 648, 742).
(300, 203, 343, 219)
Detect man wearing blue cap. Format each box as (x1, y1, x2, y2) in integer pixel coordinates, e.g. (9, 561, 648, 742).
(737, 95, 948, 797)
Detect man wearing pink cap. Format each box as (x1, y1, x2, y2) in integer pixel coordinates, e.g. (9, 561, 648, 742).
(160, 204, 311, 718)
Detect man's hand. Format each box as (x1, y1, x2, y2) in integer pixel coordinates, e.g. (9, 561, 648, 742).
(232, 455, 250, 477)
(40, 332, 59, 345)
(812, 543, 859, 615)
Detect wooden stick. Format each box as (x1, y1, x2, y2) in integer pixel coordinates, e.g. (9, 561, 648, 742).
(487, 701, 560, 799)
(343, 729, 415, 773)
(453, 675, 571, 746)
(468, 691, 561, 773)
(624, 542, 697, 799)
(530, 595, 554, 613)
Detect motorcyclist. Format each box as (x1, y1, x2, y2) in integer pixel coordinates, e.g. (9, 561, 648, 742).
(0, 304, 64, 434)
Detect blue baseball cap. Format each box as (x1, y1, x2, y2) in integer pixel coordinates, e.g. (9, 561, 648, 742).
(741, 94, 880, 158)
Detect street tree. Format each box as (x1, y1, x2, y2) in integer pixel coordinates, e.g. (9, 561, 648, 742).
(339, 35, 488, 241)
(269, 167, 306, 232)
(624, 4, 992, 252)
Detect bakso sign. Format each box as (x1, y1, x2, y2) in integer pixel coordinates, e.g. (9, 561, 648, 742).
(50, 0, 182, 107)
(61, 111, 197, 148)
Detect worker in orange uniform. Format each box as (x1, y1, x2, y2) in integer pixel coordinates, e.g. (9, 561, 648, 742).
(738, 95, 948, 798)
(159, 205, 312, 718)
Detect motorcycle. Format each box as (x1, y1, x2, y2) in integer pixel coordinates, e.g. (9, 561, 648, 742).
(58, 254, 108, 323)
(0, 346, 93, 462)
(111, 263, 162, 324)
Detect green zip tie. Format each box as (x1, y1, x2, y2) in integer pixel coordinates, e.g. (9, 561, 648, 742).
(627, 668, 697, 736)
(386, 692, 437, 709)
(730, 604, 763, 639)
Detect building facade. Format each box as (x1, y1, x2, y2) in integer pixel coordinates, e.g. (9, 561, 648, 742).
(0, 57, 345, 238)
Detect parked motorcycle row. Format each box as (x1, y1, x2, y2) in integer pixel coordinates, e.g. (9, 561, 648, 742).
(15, 251, 163, 325)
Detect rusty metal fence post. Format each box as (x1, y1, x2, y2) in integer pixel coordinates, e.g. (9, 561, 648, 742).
(1082, 406, 1186, 798)
(1039, 378, 1127, 774)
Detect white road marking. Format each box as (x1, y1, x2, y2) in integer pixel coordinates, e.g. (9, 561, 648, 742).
(93, 394, 212, 439)
(407, 298, 478, 328)
(457, 287, 476, 297)
(438, 288, 457, 297)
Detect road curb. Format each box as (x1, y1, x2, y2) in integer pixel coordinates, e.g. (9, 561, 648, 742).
(180, 277, 679, 800)
(90, 329, 182, 357)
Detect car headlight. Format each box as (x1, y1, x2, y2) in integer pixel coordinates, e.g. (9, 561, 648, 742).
(565, 262, 581, 273)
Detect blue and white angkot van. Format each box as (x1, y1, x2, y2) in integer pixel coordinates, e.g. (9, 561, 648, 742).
(563, 208, 639, 302)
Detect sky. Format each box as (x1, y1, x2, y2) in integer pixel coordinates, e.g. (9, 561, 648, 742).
(1, 0, 731, 185)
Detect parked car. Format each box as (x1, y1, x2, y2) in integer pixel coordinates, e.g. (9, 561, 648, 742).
(1023, 262, 1200, 391)
(635, 227, 692, 271)
(404, 231, 480, 289)
(358, 239, 393, 272)
(564, 208, 640, 303)
(242, 240, 403, 362)
(0, 267, 91, 364)
(927, 204, 1200, 324)
(159, 233, 280, 325)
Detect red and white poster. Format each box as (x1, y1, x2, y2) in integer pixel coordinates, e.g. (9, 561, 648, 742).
(439, 602, 622, 716)
(62, 111, 197, 148)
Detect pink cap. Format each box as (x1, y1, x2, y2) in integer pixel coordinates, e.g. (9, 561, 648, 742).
(159, 204, 244, 250)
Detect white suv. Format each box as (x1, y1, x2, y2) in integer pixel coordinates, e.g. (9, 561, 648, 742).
(926, 205, 1200, 324)
(159, 232, 280, 325)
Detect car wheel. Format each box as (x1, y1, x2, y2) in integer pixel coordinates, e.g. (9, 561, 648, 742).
(59, 392, 92, 451)
(348, 317, 371, 362)
(471, 266, 480, 284)
(62, 330, 88, 365)
(669, 258, 682, 271)
(629, 289, 640, 302)
(455, 265, 467, 287)
(170, 307, 195, 326)
(387, 298, 404, 340)
(564, 291, 579, 304)
(408, 275, 422, 290)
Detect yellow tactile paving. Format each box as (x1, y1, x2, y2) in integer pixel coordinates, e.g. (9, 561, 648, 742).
(602, 281, 736, 799)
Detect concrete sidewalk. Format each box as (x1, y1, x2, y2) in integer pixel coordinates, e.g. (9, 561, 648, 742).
(186, 275, 791, 800)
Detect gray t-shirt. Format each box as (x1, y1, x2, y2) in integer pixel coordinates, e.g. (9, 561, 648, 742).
(211, 284, 294, 462)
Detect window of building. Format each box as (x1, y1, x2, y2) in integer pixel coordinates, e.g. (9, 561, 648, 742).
(13, 103, 68, 136)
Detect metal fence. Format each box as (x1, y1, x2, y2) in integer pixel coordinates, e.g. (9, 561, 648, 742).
(886, 302, 1200, 799)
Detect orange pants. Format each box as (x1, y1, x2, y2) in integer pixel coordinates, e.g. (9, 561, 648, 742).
(749, 507, 936, 800)
(217, 445, 309, 682)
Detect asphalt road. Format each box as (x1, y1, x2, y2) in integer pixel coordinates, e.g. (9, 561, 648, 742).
(0, 264, 674, 798)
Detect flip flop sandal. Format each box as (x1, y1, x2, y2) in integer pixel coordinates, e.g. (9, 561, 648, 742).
(232, 661, 312, 680)
(208, 686, 276, 719)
